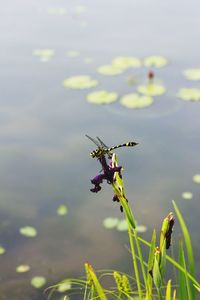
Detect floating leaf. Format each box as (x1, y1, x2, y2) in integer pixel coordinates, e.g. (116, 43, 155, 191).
(116, 219, 128, 231)
(84, 57, 94, 64)
(63, 75, 98, 89)
(97, 65, 124, 76)
(86, 90, 118, 104)
(67, 51, 79, 58)
(136, 225, 147, 233)
(74, 5, 86, 14)
(103, 217, 119, 229)
(31, 276, 46, 289)
(120, 93, 153, 108)
(143, 56, 168, 68)
(57, 281, 71, 293)
(193, 174, 200, 184)
(16, 265, 30, 273)
(112, 56, 141, 69)
(47, 7, 67, 15)
(183, 69, 200, 81)
(177, 88, 200, 101)
(33, 49, 54, 62)
(57, 205, 68, 216)
(0, 246, 6, 255)
(138, 83, 165, 96)
(182, 192, 193, 200)
(19, 226, 37, 238)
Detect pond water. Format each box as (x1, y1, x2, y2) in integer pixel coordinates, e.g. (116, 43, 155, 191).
(0, 0, 200, 299)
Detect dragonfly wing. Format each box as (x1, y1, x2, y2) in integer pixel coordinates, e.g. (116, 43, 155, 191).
(85, 135, 101, 148)
(96, 136, 109, 149)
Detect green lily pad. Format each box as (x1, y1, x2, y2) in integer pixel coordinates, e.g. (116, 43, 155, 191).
(183, 69, 200, 80)
(182, 192, 193, 200)
(97, 65, 124, 76)
(19, 226, 37, 238)
(86, 90, 118, 104)
(67, 51, 79, 58)
(63, 75, 98, 89)
(103, 217, 119, 229)
(0, 246, 6, 255)
(33, 49, 54, 62)
(193, 174, 200, 184)
(84, 57, 94, 64)
(143, 56, 168, 68)
(31, 276, 46, 289)
(16, 265, 30, 273)
(137, 84, 165, 96)
(47, 7, 67, 15)
(116, 219, 128, 231)
(57, 281, 71, 293)
(120, 93, 153, 108)
(177, 88, 200, 101)
(112, 56, 141, 69)
(136, 225, 147, 233)
(57, 205, 68, 216)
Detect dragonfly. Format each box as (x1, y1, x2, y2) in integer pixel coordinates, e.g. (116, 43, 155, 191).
(86, 135, 138, 159)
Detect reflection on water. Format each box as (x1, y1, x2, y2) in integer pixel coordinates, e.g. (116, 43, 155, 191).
(0, 0, 200, 298)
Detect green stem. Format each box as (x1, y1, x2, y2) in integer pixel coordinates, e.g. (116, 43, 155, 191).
(134, 229, 147, 288)
(127, 217, 143, 300)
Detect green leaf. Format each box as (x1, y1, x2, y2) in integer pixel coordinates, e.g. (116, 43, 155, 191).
(120, 93, 153, 109)
(172, 200, 196, 299)
(137, 83, 166, 96)
(16, 265, 30, 273)
(143, 56, 168, 68)
(192, 174, 200, 184)
(112, 56, 141, 69)
(19, 226, 37, 238)
(183, 69, 200, 81)
(166, 280, 171, 300)
(103, 217, 119, 229)
(57, 205, 68, 216)
(86, 90, 118, 104)
(0, 246, 6, 255)
(31, 276, 46, 289)
(63, 75, 98, 89)
(57, 281, 71, 292)
(177, 88, 200, 101)
(178, 239, 188, 300)
(97, 65, 124, 75)
(182, 192, 193, 200)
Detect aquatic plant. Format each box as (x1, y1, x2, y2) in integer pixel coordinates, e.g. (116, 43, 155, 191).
(47, 137, 200, 300)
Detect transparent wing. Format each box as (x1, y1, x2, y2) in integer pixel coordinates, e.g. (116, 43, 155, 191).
(85, 134, 101, 148)
(96, 136, 109, 149)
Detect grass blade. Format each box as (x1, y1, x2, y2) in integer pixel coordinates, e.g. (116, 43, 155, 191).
(172, 200, 196, 299)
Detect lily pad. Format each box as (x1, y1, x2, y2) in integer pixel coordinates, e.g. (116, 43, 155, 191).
(120, 93, 153, 108)
(31, 276, 46, 289)
(182, 192, 193, 200)
(116, 219, 128, 231)
(97, 65, 124, 76)
(138, 84, 165, 96)
(19, 226, 37, 238)
(86, 90, 118, 104)
(63, 75, 98, 89)
(112, 56, 141, 69)
(84, 57, 94, 64)
(67, 51, 79, 58)
(143, 56, 168, 68)
(57, 205, 68, 216)
(177, 88, 200, 101)
(0, 246, 6, 255)
(183, 69, 200, 80)
(57, 281, 71, 293)
(136, 225, 147, 233)
(193, 174, 200, 184)
(103, 217, 119, 229)
(33, 49, 54, 62)
(16, 265, 30, 273)
(47, 7, 67, 15)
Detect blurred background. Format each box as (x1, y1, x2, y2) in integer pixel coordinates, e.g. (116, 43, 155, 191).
(0, 0, 200, 299)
